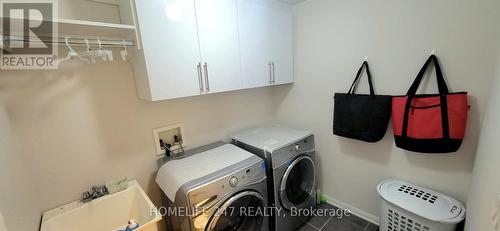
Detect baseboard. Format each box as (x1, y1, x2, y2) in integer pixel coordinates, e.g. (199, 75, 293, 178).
(321, 194, 380, 225)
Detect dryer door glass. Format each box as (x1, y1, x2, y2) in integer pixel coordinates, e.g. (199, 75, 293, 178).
(207, 191, 265, 231)
(280, 155, 316, 210)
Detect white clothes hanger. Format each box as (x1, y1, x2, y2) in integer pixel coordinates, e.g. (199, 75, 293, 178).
(96, 38, 113, 62)
(120, 40, 129, 61)
(57, 37, 120, 65)
(58, 37, 90, 64)
(84, 38, 96, 64)
(76, 38, 114, 62)
(78, 38, 102, 63)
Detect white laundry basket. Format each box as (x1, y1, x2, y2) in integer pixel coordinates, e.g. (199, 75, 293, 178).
(377, 179, 465, 231)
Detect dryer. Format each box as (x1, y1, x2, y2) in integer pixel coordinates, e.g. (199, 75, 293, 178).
(156, 142, 269, 231)
(232, 125, 317, 231)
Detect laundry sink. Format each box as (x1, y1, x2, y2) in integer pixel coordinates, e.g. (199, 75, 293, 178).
(41, 180, 162, 231)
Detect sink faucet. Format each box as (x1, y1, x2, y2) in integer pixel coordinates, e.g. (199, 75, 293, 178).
(82, 185, 108, 202)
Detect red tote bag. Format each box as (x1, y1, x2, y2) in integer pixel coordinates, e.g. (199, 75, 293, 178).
(392, 55, 468, 153)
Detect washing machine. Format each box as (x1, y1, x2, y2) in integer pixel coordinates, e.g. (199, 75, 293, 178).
(232, 125, 317, 231)
(156, 141, 269, 231)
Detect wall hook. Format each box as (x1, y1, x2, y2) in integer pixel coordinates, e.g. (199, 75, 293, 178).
(430, 49, 437, 55)
(364, 56, 368, 61)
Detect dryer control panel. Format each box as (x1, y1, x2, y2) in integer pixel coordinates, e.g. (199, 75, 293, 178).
(272, 135, 315, 170)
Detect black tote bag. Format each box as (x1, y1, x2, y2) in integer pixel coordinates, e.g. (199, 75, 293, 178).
(333, 61, 392, 142)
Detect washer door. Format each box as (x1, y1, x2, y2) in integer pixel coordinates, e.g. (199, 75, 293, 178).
(206, 191, 265, 231)
(279, 155, 316, 210)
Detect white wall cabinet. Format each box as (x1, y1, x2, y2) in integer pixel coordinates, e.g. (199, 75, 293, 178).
(238, 0, 293, 87)
(268, 3, 293, 85)
(238, 0, 273, 88)
(133, 0, 203, 100)
(133, 0, 293, 101)
(195, 0, 243, 93)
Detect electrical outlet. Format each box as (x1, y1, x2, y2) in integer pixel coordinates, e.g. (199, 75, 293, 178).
(153, 124, 186, 156)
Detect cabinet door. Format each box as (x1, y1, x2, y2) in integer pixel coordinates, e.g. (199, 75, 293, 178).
(238, 0, 273, 88)
(269, 3, 293, 85)
(135, 0, 203, 100)
(195, 0, 242, 93)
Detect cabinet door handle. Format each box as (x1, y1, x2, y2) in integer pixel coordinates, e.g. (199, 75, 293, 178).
(269, 62, 273, 84)
(203, 62, 210, 92)
(197, 63, 203, 93)
(272, 62, 275, 83)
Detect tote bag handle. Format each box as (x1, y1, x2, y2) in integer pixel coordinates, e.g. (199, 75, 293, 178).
(406, 55, 449, 96)
(401, 55, 450, 139)
(347, 61, 375, 95)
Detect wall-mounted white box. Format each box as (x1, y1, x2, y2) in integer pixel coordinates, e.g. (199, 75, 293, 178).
(153, 123, 186, 156)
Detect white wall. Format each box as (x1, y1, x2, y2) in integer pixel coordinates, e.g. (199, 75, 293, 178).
(0, 102, 41, 231)
(271, 0, 500, 220)
(465, 51, 500, 230)
(0, 59, 276, 231)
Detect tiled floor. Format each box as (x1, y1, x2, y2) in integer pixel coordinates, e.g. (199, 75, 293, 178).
(296, 203, 379, 231)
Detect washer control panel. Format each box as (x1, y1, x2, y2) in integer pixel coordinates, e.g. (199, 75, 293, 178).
(188, 159, 266, 212)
